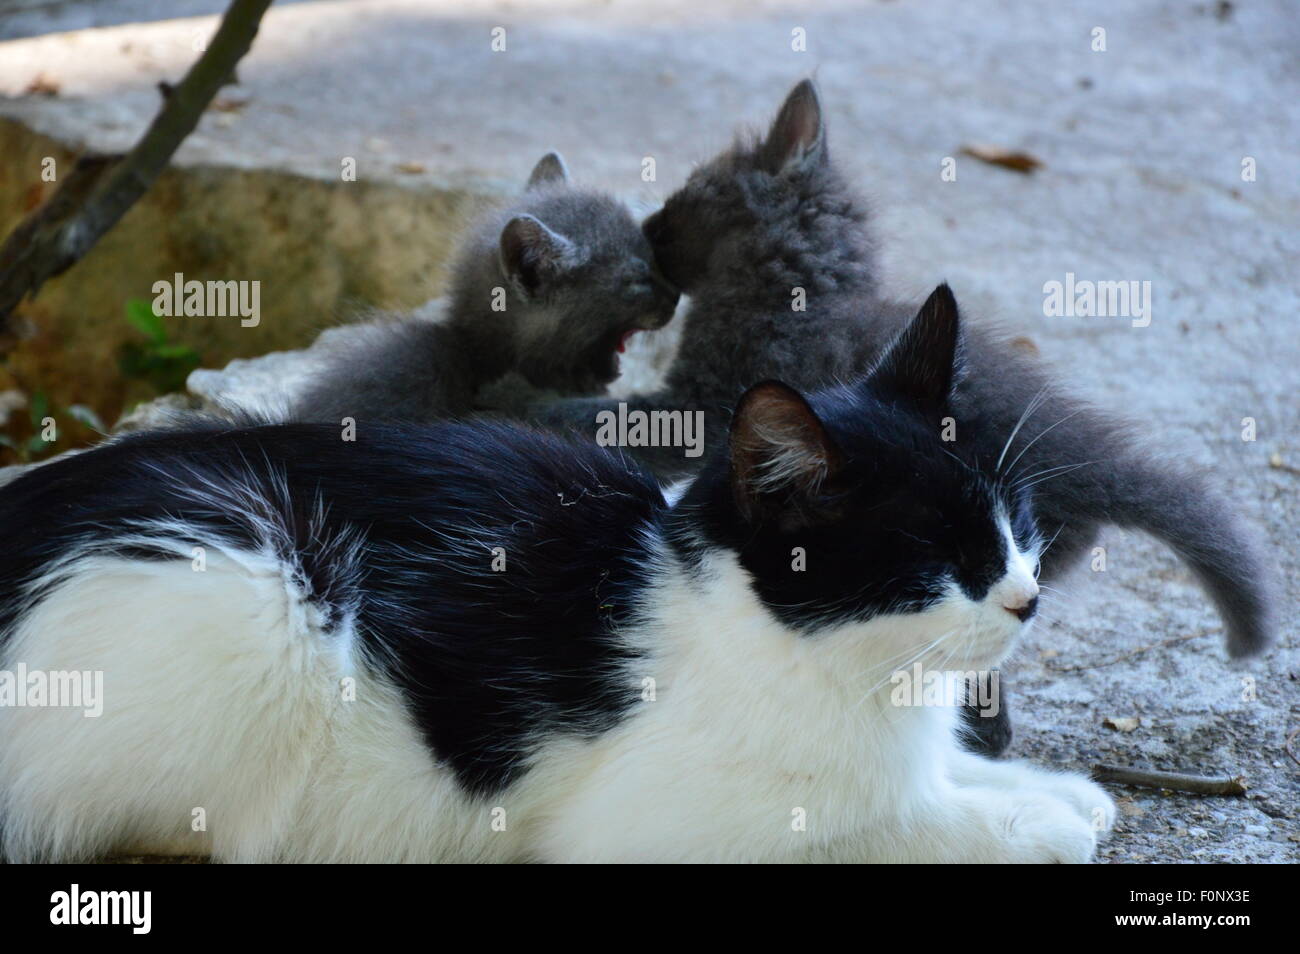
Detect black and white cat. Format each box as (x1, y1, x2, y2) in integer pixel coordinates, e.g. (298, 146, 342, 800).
(0, 288, 1114, 862)
(290, 152, 679, 425)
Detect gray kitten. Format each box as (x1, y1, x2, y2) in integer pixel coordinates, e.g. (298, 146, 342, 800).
(291, 153, 678, 425)
(536, 81, 1272, 711)
(528, 82, 881, 474)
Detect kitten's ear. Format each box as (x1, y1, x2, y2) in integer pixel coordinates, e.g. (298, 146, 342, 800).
(870, 283, 962, 410)
(526, 151, 569, 190)
(730, 380, 843, 524)
(499, 214, 581, 299)
(761, 79, 826, 175)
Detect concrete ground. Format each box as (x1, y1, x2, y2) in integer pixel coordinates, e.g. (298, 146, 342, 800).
(0, 0, 1296, 862)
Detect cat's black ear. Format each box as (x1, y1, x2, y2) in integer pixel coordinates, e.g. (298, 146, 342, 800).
(499, 214, 580, 299)
(526, 151, 569, 190)
(870, 283, 962, 411)
(730, 380, 843, 525)
(761, 79, 826, 175)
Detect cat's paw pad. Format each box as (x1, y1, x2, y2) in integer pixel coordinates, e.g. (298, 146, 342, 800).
(1004, 796, 1099, 864)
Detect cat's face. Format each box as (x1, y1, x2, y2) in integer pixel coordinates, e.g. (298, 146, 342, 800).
(675, 285, 1042, 672)
(641, 152, 752, 293)
(643, 79, 832, 293)
(499, 158, 680, 393)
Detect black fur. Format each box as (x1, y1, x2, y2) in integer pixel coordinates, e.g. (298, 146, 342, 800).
(0, 422, 664, 795)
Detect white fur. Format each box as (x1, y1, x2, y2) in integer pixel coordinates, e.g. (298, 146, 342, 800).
(660, 477, 694, 507)
(0, 517, 1111, 862)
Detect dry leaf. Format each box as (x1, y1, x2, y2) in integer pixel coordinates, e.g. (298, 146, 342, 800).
(24, 73, 60, 97)
(1010, 335, 1040, 356)
(961, 144, 1043, 174)
(1103, 716, 1140, 732)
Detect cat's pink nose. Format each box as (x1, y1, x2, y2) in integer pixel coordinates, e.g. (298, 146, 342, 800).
(1003, 594, 1039, 622)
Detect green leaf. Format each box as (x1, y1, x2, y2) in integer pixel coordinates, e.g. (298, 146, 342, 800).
(28, 390, 48, 428)
(152, 343, 199, 361)
(25, 434, 49, 455)
(126, 298, 167, 344)
(117, 339, 202, 396)
(67, 403, 106, 432)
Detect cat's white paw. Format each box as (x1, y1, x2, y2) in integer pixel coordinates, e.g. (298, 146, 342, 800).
(963, 757, 1117, 837)
(1001, 794, 1100, 863)
(1036, 773, 1116, 834)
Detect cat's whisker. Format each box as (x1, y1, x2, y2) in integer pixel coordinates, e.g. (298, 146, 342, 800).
(846, 633, 951, 697)
(995, 385, 1051, 475)
(1035, 524, 1066, 570)
(1037, 583, 1078, 601)
(1013, 459, 1102, 492)
(836, 637, 938, 695)
(1011, 460, 1088, 488)
(839, 631, 957, 725)
(1003, 407, 1087, 485)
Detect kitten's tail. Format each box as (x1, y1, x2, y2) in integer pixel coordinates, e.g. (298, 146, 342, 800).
(1096, 455, 1273, 658)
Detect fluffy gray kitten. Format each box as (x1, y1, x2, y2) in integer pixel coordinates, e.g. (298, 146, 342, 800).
(528, 83, 880, 474)
(291, 153, 678, 425)
(535, 81, 1273, 725)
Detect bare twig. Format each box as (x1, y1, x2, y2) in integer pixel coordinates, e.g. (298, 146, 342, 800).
(1091, 763, 1248, 797)
(1046, 629, 1212, 673)
(0, 0, 274, 330)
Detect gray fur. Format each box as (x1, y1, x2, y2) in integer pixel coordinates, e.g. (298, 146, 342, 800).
(291, 153, 678, 425)
(535, 79, 1273, 660)
(530, 79, 880, 473)
(526, 150, 570, 189)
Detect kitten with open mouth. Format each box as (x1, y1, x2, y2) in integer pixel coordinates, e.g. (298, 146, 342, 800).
(288, 151, 679, 426)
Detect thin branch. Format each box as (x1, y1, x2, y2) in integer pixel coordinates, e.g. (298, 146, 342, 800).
(1091, 763, 1249, 797)
(0, 0, 274, 329)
